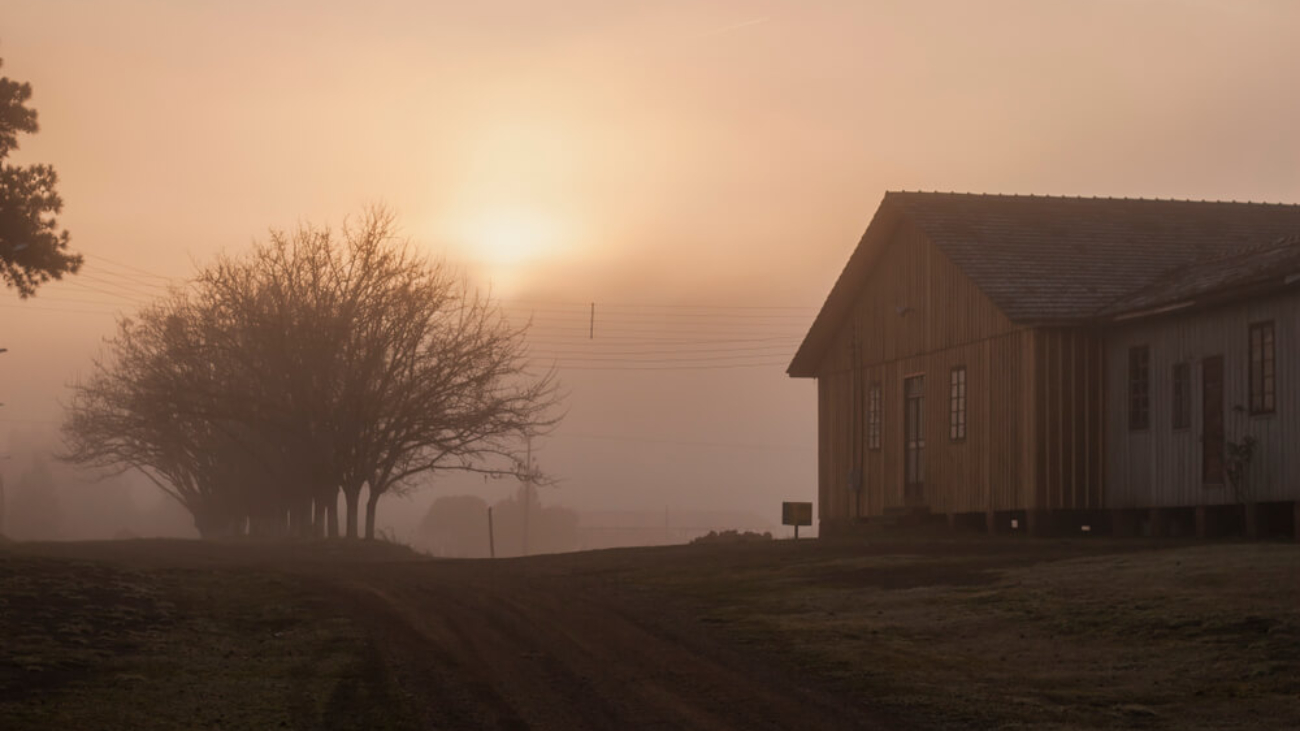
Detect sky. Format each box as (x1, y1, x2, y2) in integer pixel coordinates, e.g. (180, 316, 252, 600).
(3, 0, 1300, 538)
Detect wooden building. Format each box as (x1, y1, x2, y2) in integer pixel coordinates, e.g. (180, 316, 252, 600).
(789, 192, 1300, 536)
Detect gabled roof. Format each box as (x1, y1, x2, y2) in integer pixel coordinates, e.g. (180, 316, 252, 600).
(789, 192, 1300, 377)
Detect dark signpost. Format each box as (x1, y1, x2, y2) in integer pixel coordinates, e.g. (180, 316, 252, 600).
(782, 501, 813, 539)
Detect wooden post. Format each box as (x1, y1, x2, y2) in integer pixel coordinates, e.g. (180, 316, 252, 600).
(985, 510, 997, 535)
(1195, 506, 1209, 539)
(794, 524, 800, 540)
(487, 507, 495, 559)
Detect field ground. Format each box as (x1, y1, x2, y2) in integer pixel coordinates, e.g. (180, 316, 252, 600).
(1, 532, 1297, 730)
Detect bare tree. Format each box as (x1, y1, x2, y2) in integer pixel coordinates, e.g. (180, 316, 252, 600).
(63, 207, 559, 540)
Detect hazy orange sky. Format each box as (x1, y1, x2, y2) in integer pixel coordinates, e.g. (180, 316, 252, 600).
(4, 0, 1300, 536)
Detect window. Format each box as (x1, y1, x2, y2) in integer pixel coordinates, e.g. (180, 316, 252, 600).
(867, 383, 882, 450)
(1128, 345, 1150, 430)
(1249, 321, 1276, 414)
(949, 366, 967, 441)
(1171, 362, 1191, 429)
(903, 375, 925, 503)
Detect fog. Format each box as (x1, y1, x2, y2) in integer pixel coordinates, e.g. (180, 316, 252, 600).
(3, 0, 1300, 543)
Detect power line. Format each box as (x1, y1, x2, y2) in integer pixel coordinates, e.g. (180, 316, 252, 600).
(551, 432, 812, 452)
(523, 334, 800, 347)
(502, 307, 812, 321)
(523, 323, 806, 334)
(526, 360, 788, 372)
(15, 295, 138, 308)
(513, 308, 810, 319)
(502, 298, 815, 312)
(56, 280, 155, 304)
(74, 272, 169, 296)
(525, 344, 795, 357)
(82, 253, 175, 281)
(82, 262, 175, 290)
(0, 303, 119, 315)
(527, 350, 794, 364)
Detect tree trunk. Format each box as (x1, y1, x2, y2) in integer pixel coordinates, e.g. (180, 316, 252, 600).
(343, 488, 361, 539)
(326, 498, 339, 539)
(365, 490, 381, 541)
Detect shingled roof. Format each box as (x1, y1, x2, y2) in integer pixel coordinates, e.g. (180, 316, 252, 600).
(789, 192, 1300, 377)
(1099, 233, 1300, 317)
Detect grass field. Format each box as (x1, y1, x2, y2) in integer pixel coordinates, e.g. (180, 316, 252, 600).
(0, 543, 420, 730)
(609, 535, 1300, 729)
(1, 533, 1297, 729)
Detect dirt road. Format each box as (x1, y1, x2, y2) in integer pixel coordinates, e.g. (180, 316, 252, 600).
(7, 539, 898, 730)
(313, 556, 895, 731)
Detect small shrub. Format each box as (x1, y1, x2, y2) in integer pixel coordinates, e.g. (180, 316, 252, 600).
(690, 529, 773, 545)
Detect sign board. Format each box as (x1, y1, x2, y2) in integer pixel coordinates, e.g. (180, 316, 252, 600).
(782, 501, 813, 527)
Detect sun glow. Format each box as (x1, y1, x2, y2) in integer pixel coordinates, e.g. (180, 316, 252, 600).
(463, 208, 562, 268)
(440, 205, 574, 296)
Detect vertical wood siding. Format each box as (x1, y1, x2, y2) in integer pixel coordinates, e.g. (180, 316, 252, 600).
(1105, 291, 1300, 507)
(1032, 328, 1106, 510)
(814, 219, 1040, 524)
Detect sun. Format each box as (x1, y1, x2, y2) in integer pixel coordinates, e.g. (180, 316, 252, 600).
(441, 206, 574, 296)
(460, 208, 561, 269)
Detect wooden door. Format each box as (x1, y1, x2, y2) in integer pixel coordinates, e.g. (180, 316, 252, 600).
(1202, 355, 1225, 485)
(904, 375, 926, 505)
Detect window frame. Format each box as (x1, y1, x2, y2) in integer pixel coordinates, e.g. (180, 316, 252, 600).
(903, 374, 926, 496)
(949, 366, 967, 442)
(1128, 345, 1150, 431)
(1249, 321, 1276, 416)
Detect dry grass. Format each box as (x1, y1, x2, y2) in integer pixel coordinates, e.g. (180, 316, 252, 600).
(624, 537, 1300, 730)
(0, 548, 419, 731)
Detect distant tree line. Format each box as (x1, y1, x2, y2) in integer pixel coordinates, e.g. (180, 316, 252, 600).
(61, 209, 558, 539)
